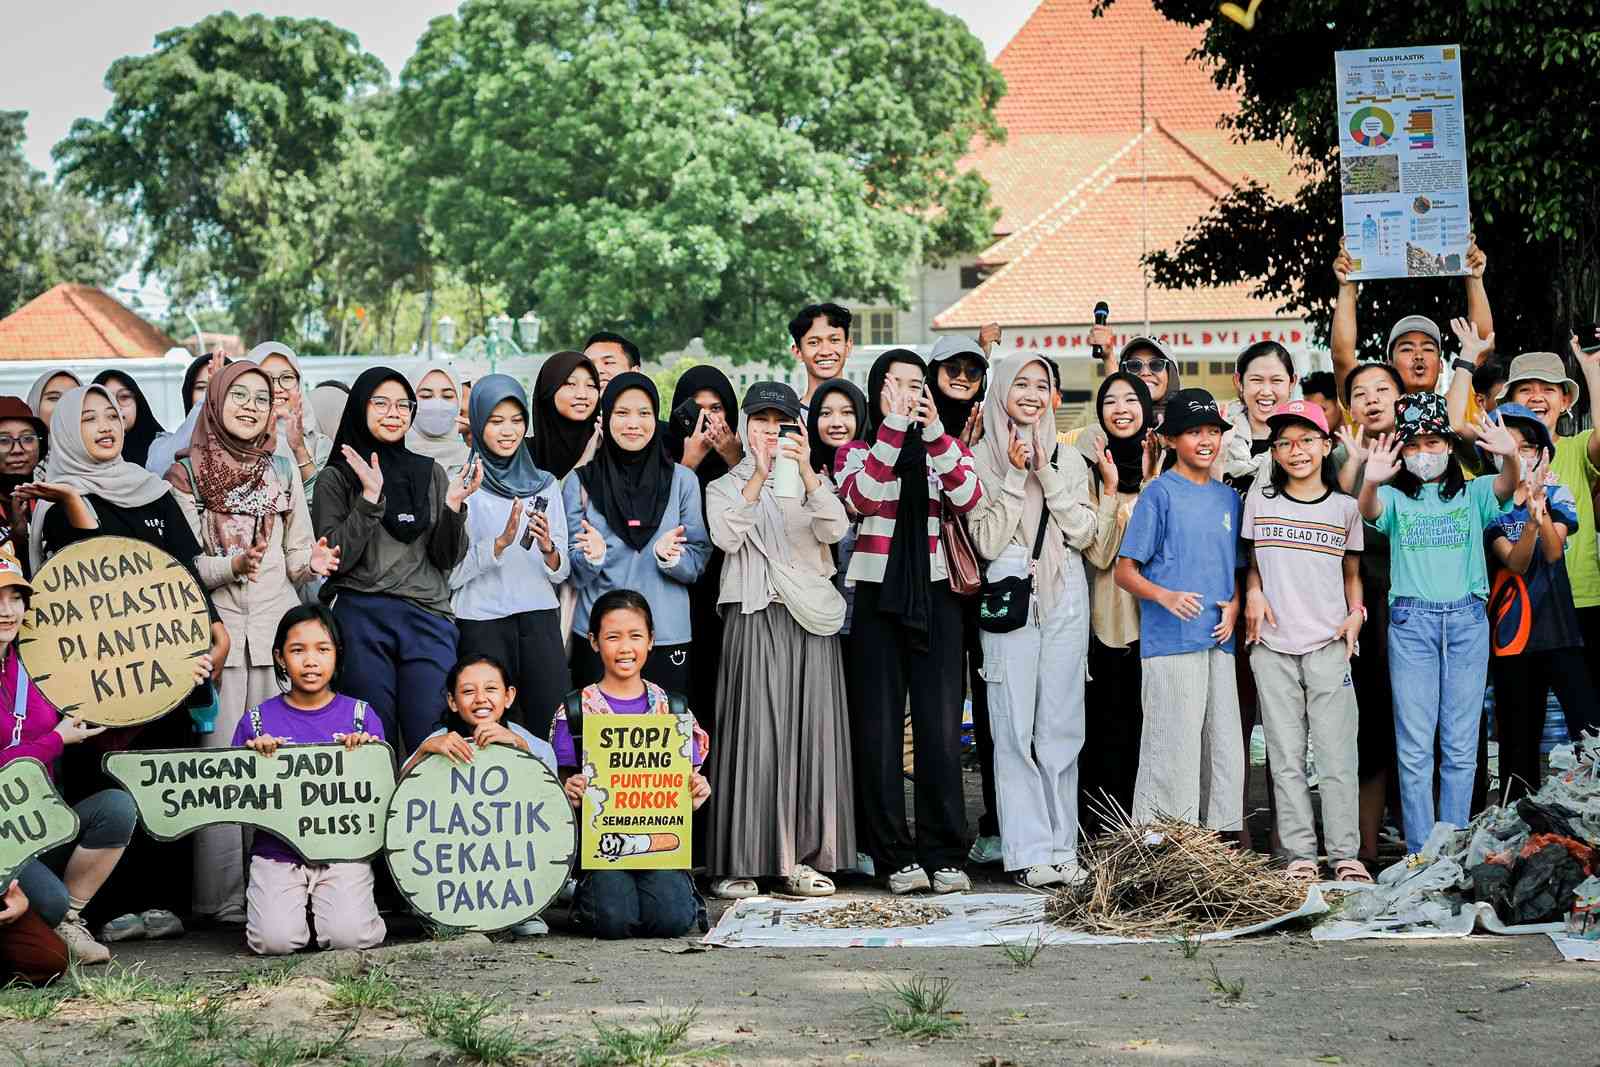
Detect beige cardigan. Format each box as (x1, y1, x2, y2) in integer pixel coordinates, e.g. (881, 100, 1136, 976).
(966, 446, 1097, 562)
(704, 473, 848, 615)
(173, 472, 316, 668)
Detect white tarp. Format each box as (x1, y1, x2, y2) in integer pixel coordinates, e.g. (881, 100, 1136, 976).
(702, 889, 1328, 949)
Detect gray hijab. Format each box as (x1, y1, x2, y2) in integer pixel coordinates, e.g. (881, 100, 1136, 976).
(469, 374, 552, 499)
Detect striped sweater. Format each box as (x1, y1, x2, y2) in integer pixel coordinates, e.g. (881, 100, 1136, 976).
(834, 412, 984, 585)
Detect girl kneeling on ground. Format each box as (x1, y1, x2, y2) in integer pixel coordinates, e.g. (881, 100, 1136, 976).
(553, 590, 711, 939)
(234, 604, 386, 956)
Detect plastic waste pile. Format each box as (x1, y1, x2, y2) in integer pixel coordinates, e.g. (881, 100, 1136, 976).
(1342, 735, 1599, 930)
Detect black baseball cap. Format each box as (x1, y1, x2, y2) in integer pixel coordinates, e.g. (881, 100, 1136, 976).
(1156, 388, 1231, 437)
(741, 381, 801, 421)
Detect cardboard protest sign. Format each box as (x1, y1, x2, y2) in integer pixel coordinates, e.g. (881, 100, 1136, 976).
(18, 536, 210, 727)
(384, 743, 573, 932)
(102, 744, 395, 863)
(581, 714, 693, 870)
(0, 758, 80, 886)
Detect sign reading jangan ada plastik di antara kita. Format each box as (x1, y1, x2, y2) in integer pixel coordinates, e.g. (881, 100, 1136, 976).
(581, 714, 694, 869)
(18, 536, 210, 726)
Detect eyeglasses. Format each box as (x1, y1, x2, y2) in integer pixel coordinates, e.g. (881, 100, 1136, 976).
(267, 372, 301, 390)
(0, 434, 39, 452)
(941, 360, 985, 382)
(225, 387, 274, 412)
(1122, 358, 1172, 375)
(369, 397, 415, 415)
(1270, 435, 1326, 454)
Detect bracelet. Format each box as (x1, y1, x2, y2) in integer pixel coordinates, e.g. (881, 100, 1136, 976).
(1452, 358, 1476, 375)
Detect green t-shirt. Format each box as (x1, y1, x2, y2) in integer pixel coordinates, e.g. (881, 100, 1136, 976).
(1375, 477, 1508, 604)
(1550, 431, 1600, 608)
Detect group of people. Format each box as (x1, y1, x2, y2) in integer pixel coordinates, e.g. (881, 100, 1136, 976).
(2, 242, 1597, 980)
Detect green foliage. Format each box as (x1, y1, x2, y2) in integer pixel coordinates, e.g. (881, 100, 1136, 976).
(997, 933, 1047, 968)
(0, 111, 128, 317)
(409, 991, 546, 1063)
(867, 975, 965, 1040)
(0, 980, 68, 1021)
(328, 963, 401, 1013)
(575, 1006, 724, 1067)
(1206, 959, 1246, 1001)
(394, 0, 1004, 360)
(1110, 0, 1600, 356)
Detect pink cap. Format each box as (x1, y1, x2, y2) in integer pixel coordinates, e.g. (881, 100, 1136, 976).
(1266, 398, 1329, 435)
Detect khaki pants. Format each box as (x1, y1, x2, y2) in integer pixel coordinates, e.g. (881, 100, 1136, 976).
(1251, 641, 1360, 861)
(1133, 648, 1244, 830)
(193, 664, 279, 920)
(245, 855, 386, 956)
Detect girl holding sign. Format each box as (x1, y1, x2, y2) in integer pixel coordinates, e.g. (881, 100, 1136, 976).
(234, 603, 386, 955)
(553, 591, 710, 940)
(165, 361, 342, 927)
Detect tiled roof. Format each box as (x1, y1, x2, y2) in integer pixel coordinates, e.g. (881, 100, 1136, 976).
(0, 284, 177, 361)
(989, 0, 1239, 136)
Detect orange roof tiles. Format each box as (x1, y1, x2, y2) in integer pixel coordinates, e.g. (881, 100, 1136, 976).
(0, 284, 177, 361)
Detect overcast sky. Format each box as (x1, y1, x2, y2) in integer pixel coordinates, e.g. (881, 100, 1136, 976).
(6, 0, 1039, 176)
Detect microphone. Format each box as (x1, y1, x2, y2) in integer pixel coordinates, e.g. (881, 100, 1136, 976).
(1091, 302, 1110, 361)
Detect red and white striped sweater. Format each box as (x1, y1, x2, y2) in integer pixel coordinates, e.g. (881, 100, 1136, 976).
(833, 413, 984, 585)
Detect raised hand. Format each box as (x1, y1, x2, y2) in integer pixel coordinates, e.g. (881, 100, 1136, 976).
(1465, 234, 1487, 279)
(341, 446, 384, 503)
(1471, 417, 1517, 458)
(978, 322, 1002, 351)
(1363, 432, 1402, 485)
(913, 389, 943, 438)
(710, 414, 743, 464)
(681, 410, 713, 470)
(276, 391, 306, 452)
(1006, 431, 1029, 470)
(576, 519, 606, 564)
(12, 482, 81, 505)
(1335, 425, 1369, 463)
(961, 402, 983, 447)
(779, 430, 818, 491)
(232, 537, 268, 582)
(1096, 448, 1119, 494)
(1333, 237, 1354, 285)
(1572, 330, 1600, 371)
(309, 535, 341, 576)
(526, 507, 554, 554)
(1450, 316, 1494, 367)
(493, 499, 525, 558)
(445, 456, 482, 512)
(1142, 433, 1165, 482)
(654, 524, 687, 565)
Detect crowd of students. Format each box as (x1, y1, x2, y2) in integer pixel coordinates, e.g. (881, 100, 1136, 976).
(2, 246, 1598, 979)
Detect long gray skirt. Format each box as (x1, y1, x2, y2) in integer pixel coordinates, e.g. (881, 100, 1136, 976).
(707, 602, 856, 878)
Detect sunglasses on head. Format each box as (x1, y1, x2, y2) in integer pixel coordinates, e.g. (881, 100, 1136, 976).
(1122, 358, 1171, 375)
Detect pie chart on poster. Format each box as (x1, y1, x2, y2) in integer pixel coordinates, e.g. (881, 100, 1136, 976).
(1349, 106, 1395, 148)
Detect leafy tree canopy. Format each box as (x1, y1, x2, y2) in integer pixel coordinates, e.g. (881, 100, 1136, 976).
(395, 0, 1004, 359)
(1119, 0, 1600, 359)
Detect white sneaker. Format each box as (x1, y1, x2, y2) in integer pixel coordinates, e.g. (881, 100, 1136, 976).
(886, 864, 931, 895)
(56, 913, 111, 965)
(1013, 864, 1065, 889)
(967, 835, 1004, 866)
(1053, 862, 1090, 888)
(930, 867, 971, 894)
(508, 916, 548, 937)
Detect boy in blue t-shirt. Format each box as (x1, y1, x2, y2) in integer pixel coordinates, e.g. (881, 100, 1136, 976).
(1116, 389, 1245, 831)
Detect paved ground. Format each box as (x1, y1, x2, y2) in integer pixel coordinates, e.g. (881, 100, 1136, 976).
(2, 769, 1591, 1066)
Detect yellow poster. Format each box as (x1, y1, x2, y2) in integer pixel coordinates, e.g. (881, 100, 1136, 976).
(580, 714, 692, 869)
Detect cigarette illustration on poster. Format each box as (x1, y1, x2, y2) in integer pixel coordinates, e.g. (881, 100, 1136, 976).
(1335, 44, 1472, 281)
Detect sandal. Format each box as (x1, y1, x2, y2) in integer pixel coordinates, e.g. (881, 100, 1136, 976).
(710, 877, 760, 899)
(1333, 858, 1374, 884)
(781, 865, 835, 897)
(1284, 859, 1319, 883)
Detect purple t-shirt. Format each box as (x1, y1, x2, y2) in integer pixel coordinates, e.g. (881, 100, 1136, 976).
(229, 693, 383, 864)
(551, 688, 705, 768)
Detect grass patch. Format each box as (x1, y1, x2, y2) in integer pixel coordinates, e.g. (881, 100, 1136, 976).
(0, 980, 69, 1021)
(868, 976, 964, 1040)
(241, 959, 302, 989)
(1176, 930, 1203, 959)
(230, 1016, 358, 1066)
(71, 962, 198, 1007)
(997, 933, 1046, 969)
(575, 1007, 724, 1067)
(1206, 960, 1245, 1002)
(410, 991, 546, 1064)
(329, 964, 401, 1013)
(426, 922, 467, 942)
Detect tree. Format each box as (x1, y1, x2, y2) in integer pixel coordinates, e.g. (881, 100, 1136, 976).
(54, 14, 391, 344)
(0, 111, 128, 318)
(393, 0, 1004, 359)
(1117, 0, 1600, 359)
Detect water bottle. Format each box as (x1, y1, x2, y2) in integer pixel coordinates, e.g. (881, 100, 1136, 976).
(771, 426, 803, 499)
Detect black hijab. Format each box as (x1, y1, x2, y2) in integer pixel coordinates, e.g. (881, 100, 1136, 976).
(1096, 371, 1154, 494)
(662, 365, 739, 488)
(577, 372, 675, 552)
(531, 351, 600, 480)
(867, 349, 933, 650)
(805, 378, 868, 476)
(328, 367, 437, 544)
(91, 370, 166, 468)
(926, 354, 986, 439)
(180, 354, 230, 414)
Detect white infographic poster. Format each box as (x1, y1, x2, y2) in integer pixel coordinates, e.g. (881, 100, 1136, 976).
(1334, 45, 1472, 281)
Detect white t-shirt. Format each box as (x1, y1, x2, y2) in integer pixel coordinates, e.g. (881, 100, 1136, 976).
(1241, 483, 1363, 655)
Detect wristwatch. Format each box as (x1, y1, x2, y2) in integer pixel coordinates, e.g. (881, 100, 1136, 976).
(1452, 358, 1477, 375)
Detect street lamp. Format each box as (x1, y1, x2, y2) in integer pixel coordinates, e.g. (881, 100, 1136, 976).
(519, 310, 542, 351)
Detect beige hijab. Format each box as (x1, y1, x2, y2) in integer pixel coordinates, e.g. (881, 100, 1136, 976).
(975, 352, 1067, 615)
(405, 365, 471, 472)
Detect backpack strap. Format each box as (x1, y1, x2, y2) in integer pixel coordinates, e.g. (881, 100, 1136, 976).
(352, 700, 368, 733)
(247, 704, 264, 738)
(180, 458, 204, 515)
(667, 691, 688, 719)
(561, 688, 584, 766)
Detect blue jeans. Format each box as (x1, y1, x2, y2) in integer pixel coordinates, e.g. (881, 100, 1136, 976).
(573, 871, 701, 940)
(1387, 596, 1489, 852)
(16, 790, 137, 926)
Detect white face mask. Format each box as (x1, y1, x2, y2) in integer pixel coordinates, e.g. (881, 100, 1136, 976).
(415, 397, 457, 437)
(1403, 450, 1449, 482)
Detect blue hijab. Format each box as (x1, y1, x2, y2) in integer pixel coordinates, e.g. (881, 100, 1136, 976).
(468, 374, 553, 499)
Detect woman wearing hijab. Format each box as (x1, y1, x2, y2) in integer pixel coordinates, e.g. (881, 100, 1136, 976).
(20, 383, 227, 940)
(562, 372, 710, 694)
(835, 349, 984, 896)
(450, 374, 570, 738)
(0, 398, 46, 566)
(27, 370, 81, 430)
(531, 352, 601, 481)
(407, 366, 471, 477)
(661, 365, 742, 732)
(1077, 371, 1160, 832)
(145, 352, 231, 477)
(313, 367, 475, 750)
(966, 353, 1097, 887)
(247, 342, 323, 488)
(704, 382, 852, 899)
(91, 370, 166, 468)
(165, 361, 340, 924)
